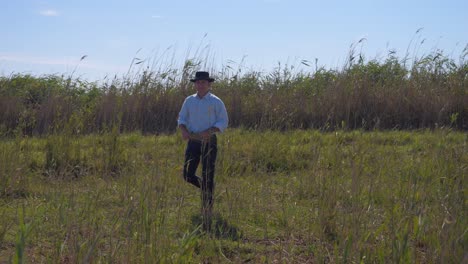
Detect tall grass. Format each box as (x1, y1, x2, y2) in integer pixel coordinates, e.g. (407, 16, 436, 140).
(0, 45, 466, 136)
(0, 129, 465, 262)
(0, 40, 466, 262)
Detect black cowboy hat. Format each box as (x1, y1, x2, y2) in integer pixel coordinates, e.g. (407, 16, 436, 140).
(190, 71, 215, 82)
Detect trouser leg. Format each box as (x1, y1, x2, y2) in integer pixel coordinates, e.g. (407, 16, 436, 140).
(183, 140, 201, 188)
(201, 137, 217, 231)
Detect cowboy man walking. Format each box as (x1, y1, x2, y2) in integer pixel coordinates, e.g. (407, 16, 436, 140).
(177, 71, 229, 231)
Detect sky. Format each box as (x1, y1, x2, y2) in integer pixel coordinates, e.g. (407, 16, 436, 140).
(1, 0, 467, 81)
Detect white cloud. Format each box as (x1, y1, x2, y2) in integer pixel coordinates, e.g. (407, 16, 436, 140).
(39, 9, 59, 17)
(0, 53, 126, 73)
(151, 15, 163, 19)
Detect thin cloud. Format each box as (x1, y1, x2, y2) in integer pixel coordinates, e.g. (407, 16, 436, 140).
(151, 15, 163, 19)
(0, 53, 126, 72)
(39, 9, 59, 17)
(0, 54, 69, 65)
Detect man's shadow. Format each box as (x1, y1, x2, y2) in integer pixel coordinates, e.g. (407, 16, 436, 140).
(190, 213, 241, 240)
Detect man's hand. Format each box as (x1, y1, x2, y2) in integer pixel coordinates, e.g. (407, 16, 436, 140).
(198, 130, 212, 140)
(182, 130, 190, 141)
(198, 127, 219, 140)
(179, 125, 190, 141)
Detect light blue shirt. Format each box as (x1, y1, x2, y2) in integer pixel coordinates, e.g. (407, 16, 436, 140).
(177, 92, 229, 133)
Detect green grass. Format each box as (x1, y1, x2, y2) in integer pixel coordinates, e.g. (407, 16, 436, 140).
(0, 129, 466, 262)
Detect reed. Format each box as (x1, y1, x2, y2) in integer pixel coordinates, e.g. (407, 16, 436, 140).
(0, 45, 466, 136)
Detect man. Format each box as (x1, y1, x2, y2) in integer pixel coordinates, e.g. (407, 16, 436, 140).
(177, 71, 228, 231)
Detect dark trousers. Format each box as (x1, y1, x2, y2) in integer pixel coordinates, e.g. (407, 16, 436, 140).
(183, 135, 218, 217)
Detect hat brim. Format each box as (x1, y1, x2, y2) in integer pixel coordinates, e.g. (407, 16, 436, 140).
(190, 78, 215, 82)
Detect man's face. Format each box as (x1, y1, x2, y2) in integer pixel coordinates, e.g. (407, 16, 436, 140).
(194, 80, 211, 95)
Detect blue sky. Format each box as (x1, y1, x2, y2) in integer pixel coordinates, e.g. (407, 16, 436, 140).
(1, 0, 467, 80)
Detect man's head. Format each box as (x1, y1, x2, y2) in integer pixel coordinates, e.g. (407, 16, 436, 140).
(190, 71, 214, 96)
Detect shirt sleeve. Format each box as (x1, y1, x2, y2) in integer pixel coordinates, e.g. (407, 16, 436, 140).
(214, 99, 229, 132)
(177, 98, 189, 127)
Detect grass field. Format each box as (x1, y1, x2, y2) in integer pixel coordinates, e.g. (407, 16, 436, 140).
(0, 129, 466, 263)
